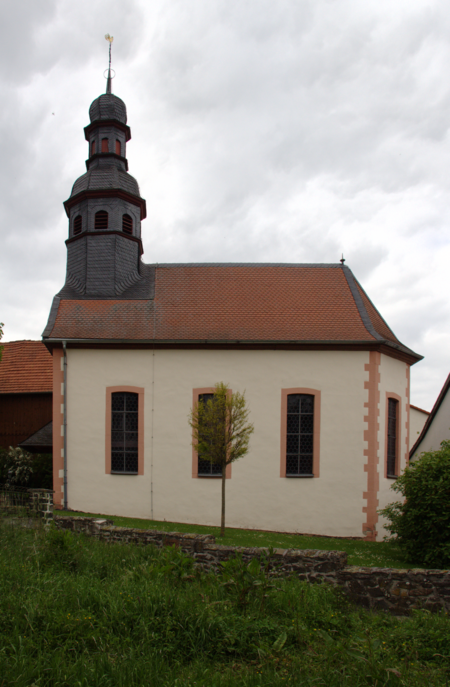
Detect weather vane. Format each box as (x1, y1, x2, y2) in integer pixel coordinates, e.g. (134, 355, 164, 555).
(104, 34, 115, 93)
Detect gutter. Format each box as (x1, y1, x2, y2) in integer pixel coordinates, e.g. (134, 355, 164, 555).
(63, 340, 68, 510)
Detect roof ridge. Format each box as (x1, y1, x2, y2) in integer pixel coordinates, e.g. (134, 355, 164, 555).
(152, 262, 344, 268)
(2, 339, 45, 344)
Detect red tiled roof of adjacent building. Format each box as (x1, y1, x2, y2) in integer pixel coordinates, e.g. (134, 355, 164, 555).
(0, 341, 53, 393)
(45, 264, 415, 356)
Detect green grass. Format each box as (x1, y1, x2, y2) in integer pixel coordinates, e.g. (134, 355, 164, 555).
(58, 509, 420, 569)
(0, 521, 448, 686)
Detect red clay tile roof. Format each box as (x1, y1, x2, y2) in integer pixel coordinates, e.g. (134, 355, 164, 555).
(45, 264, 417, 357)
(0, 341, 53, 394)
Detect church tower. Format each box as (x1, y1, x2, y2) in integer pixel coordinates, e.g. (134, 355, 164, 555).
(59, 51, 147, 298)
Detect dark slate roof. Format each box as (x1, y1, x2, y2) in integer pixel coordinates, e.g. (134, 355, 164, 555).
(89, 93, 127, 124)
(410, 373, 450, 457)
(70, 166, 141, 198)
(19, 422, 53, 452)
(42, 263, 422, 360)
(55, 263, 155, 301)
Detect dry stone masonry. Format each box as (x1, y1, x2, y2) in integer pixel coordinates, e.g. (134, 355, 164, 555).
(54, 516, 450, 615)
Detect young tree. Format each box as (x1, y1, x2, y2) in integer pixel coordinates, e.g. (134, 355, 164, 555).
(379, 440, 450, 568)
(189, 382, 254, 537)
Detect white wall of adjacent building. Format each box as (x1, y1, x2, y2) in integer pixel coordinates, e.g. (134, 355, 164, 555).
(65, 347, 410, 540)
(409, 406, 430, 451)
(411, 392, 450, 460)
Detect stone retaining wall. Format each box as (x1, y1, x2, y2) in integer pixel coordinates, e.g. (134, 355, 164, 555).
(54, 516, 450, 615)
(337, 566, 450, 614)
(54, 516, 346, 577)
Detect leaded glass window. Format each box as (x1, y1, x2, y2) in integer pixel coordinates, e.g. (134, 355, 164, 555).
(197, 393, 222, 476)
(387, 398, 398, 477)
(286, 394, 314, 476)
(111, 392, 138, 474)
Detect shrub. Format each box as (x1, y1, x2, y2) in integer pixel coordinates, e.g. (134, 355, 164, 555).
(380, 440, 450, 568)
(0, 448, 52, 489)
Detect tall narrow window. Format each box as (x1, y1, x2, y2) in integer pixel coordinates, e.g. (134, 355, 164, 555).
(387, 398, 398, 477)
(115, 139, 121, 155)
(101, 138, 109, 153)
(94, 210, 108, 230)
(111, 392, 138, 474)
(122, 214, 133, 235)
(73, 215, 82, 235)
(91, 140, 96, 155)
(197, 393, 222, 476)
(286, 394, 314, 476)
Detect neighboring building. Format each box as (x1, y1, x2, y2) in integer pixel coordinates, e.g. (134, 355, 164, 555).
(410, 374, 450, 460)
(409, 405, 430, 451)
(42, 70, 423, 541)
(0, 341, 53, 451)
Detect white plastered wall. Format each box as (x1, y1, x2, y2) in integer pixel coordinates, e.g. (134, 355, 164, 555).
(66, 348, 370, 537)
(377, 354, 409, 539)
(409, 407, 429, 451)
(411, 392, 450, 459)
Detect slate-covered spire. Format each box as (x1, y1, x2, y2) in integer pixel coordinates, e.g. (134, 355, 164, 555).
(105, 34, 113, 95)
(59, 40, 147, 299)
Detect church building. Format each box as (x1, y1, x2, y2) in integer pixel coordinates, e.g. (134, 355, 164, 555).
(42, 70, 422, 541)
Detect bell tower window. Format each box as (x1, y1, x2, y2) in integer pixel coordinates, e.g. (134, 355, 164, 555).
(122, 214, 133, 235)
(91, 140, 96, 155)
(101, 138, 109, 153)
(95, 211, 108, 230)
(73, 215, 82, 235)
(115, 140, 121, 155)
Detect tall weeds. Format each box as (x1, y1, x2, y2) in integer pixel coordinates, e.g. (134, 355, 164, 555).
(0, 522, 449, 686)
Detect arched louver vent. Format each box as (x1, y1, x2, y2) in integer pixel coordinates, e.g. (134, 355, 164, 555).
(95, 211, 108, 230)
(91, 140, 96, 155)
(73, 215, 82, 235)
(122, 214, 133, 235)
(115, 139, 121, 155)
(101, 138, 109, 153)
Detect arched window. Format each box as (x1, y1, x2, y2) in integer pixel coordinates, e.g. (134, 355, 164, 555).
(115, 139, 121, 155)
(91, 140, 96, 155)
(95, 210, 108, 230)
(101, 138, 109, 153)
(73, 215, 82, 235)
(122, 214, 133, 235)
(286, 394, 314, 476)
(386, 398, 399, 478)
(111, 391, 139, 474)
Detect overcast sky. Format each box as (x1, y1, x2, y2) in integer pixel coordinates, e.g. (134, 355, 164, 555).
(0, 0, 449, 410)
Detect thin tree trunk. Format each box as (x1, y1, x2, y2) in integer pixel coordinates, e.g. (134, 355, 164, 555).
(220, 464, 226, 537)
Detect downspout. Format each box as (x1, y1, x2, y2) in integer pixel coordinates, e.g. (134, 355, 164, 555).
(63, 340, 68, 510)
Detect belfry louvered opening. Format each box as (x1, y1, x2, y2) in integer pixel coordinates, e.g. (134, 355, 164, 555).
(387, 398, 398, 477)
(73, 215, 82, 235)
(197, 393, 222, 476)
(94, 210, 108, 230)
(286, 394, 314, 476)
(111, 392, 138, 474)
(122, 214, 133, 235)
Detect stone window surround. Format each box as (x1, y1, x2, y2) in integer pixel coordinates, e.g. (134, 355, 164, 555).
(280, 388, 321, 478)
(105, 386, 145, 476)
(385, 391, 402, 479)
